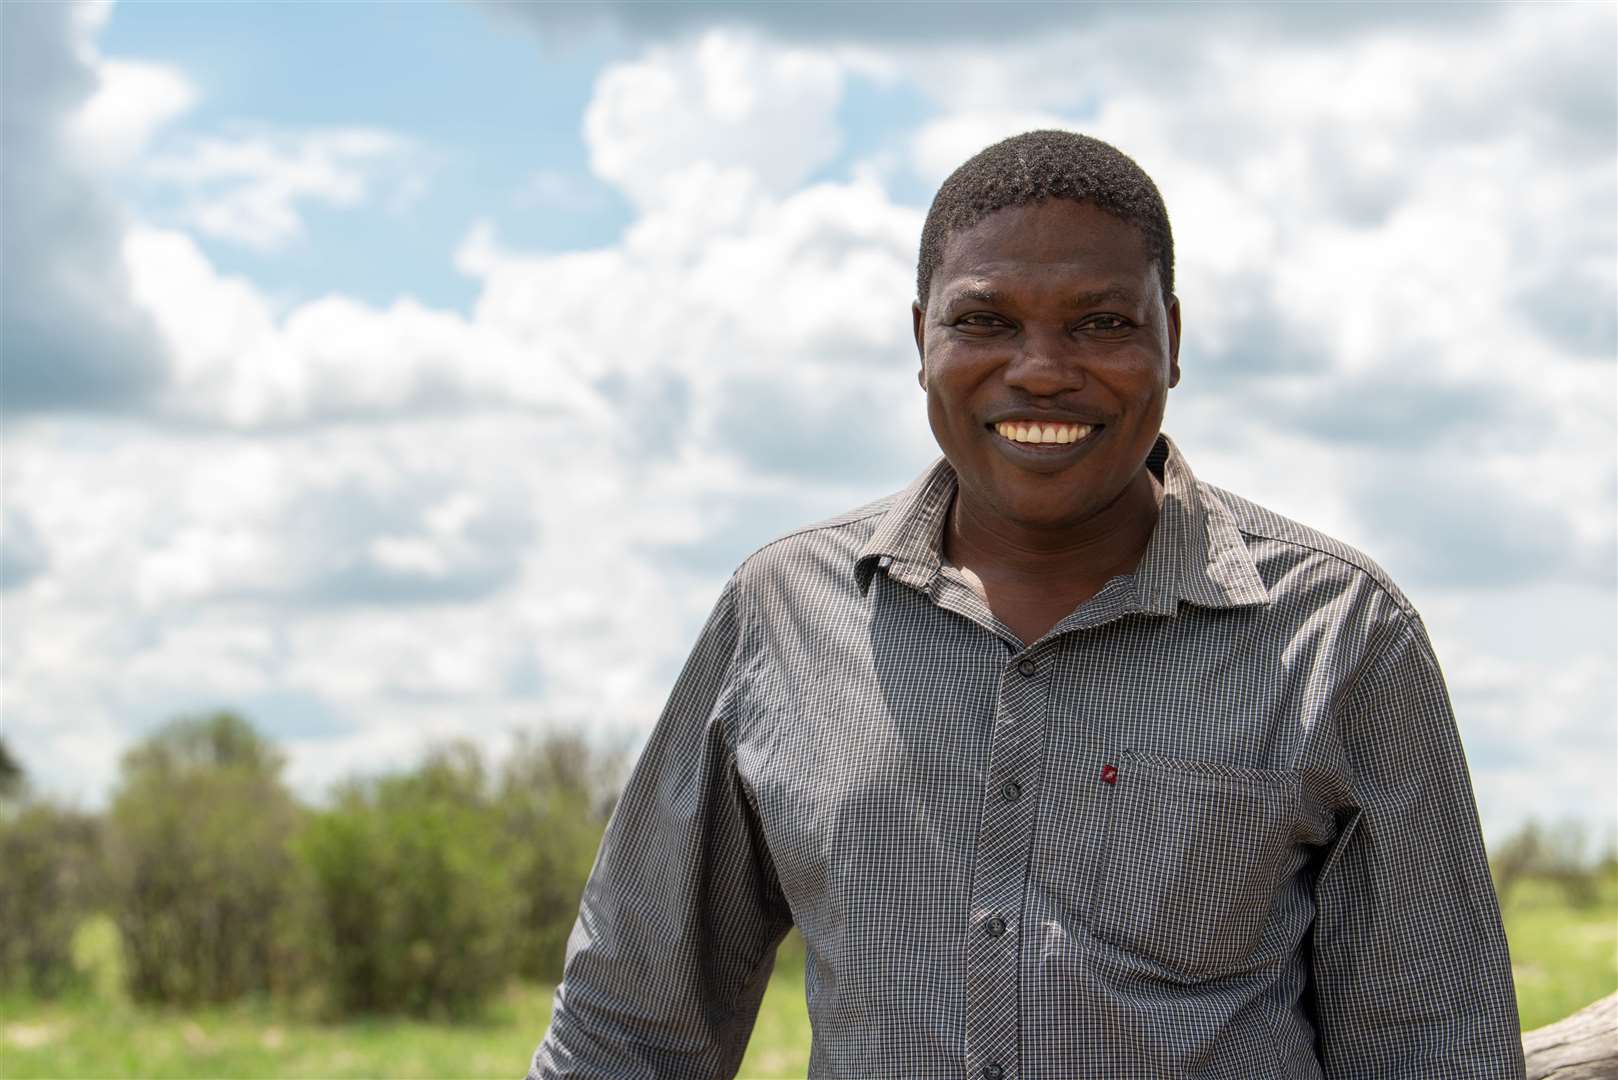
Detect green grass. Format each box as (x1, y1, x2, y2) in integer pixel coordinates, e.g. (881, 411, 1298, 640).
(0, 983, 550, 1079)
(1501, 870, 1617, 1031)
(3, 878, 1611, 1079)
(0, 976, 808, 1080)
(0, 942, 811, 1080)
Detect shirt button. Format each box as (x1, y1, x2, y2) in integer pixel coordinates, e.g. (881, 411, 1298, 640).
(985, 916, 1006, 938)
(982, 1065, 1005, 1080)
(1001, 780, 1022, 802)
(1017, 658, 1037, 677)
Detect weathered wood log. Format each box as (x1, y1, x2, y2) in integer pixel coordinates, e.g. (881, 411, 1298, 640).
(1523, 991, 1617, 1080)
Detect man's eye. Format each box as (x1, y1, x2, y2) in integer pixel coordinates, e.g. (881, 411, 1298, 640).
(952, 313, 1008, 333)
(1080, 315, 1133, 335)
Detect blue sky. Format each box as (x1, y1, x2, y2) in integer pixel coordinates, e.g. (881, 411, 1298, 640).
(2, 0, 1614, 848)
(99, 2, 633, 310)
(95, 1, 937, 312)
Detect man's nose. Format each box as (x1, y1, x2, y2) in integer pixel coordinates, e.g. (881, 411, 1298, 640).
(1003, 326, 1084, 397)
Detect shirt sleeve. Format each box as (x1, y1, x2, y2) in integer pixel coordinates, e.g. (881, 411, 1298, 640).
(1311, 610, 1525, 1078)
(528, 574, 794, 1080)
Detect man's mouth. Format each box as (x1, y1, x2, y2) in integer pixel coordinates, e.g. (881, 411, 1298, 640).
(992, 420, 1097, 446)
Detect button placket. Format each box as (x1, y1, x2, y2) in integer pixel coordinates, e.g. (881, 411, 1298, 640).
(963, 649, 1054, 1080)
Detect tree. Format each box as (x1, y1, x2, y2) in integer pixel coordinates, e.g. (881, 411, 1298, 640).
(104, 711, 300, 1004)
(498, 729, 625, 983)
(0, 736, 23, 801)
(0, 801, 100, 995)
(293, 742, 518, 1018)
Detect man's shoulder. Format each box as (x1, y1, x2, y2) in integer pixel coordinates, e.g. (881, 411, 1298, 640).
(1202, 481, 1419, 623)
(730, 492, 896, 597)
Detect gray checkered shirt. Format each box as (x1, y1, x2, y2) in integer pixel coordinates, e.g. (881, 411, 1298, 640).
(529, 435, 1524, 1079)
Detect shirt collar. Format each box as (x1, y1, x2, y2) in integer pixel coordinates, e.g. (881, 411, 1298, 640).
(854, 433, 1269, 613)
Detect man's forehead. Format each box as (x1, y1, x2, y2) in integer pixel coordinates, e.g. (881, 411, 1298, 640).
(935, 277, 1148, 309)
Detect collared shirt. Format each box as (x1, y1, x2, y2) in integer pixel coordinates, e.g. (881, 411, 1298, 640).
(529, 435, 1524, 1080)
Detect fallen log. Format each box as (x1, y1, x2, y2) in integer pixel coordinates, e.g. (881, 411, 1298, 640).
(1524, 991, 1617, 1080)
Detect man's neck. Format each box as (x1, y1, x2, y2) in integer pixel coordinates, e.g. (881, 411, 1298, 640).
(942, 467, 1164, 634)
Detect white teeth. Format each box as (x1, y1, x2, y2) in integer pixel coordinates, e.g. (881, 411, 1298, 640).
(995, 421, 1093, 445)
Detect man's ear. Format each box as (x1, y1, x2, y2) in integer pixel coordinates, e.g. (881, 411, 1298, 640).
(1166, 294, 1182, 389)
(912, 301, 927, 390)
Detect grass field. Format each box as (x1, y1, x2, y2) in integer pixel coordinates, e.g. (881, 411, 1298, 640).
(3, 879, 1611, 1079)
(1500, 873, 1617, 1030)
(0, 974, 811, 1080)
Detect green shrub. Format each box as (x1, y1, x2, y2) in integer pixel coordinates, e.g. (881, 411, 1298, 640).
(0, 801, 101, 996)
(69, 913, 128, 1002)
(292, 743, 517, 1018)
(498, 730, 623, 983)
(103, 711, 300, 1005)
(1492, 818, 1614, 908)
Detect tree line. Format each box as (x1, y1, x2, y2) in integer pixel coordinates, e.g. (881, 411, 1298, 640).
(0, 715, 1609, 1021)
(0, 713, 623, 1018)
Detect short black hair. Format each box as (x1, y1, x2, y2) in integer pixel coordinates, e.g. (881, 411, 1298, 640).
(916, 130, 1174, 310)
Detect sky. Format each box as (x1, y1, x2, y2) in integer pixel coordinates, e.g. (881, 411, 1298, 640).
(2, 0, 1614, 847)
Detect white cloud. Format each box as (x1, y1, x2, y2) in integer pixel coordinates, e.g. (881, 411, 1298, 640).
(70, 57, 196, 167)
(458, 171, 928, 483)
(584, 29, 844, 208)
(513, 168, 611, 212)
(145, 127, 423, 250)
(124, 224, 604, 426)
(0, 506, 50, 590)
(1, 0, 168, 412)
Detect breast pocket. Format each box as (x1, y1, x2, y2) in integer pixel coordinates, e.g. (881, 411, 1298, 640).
(1092, 750, 1304, 980)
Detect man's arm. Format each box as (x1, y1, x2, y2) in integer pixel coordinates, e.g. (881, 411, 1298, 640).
(528, 575, 793, 1080)
(1312, 611, 1525, 1078)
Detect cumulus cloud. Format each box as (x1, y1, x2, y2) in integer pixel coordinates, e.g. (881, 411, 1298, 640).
(128, 453, 534, 610)
(490, 1, 1497, 49)
(459, 172, 928, 484)
(0, 506, 50, 591)
(69, 56, 196, 168)
(123, 224, 604, 426)
(145, 127, 423, 251)
(513, 168, 611, 212)
(0, 1, 168, 413)
(583, 30, 844, 207)
(0, 410, 820, 804)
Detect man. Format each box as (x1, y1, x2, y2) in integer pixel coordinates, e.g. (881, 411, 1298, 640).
(529, 131, 1524, 1078)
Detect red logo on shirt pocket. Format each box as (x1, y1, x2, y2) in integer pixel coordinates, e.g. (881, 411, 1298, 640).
(1100, 764, 1118, 785)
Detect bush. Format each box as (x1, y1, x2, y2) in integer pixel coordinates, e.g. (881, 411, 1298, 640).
(0, 800, 101, 996)
(104, 711, 301, 1005)
(499, 730, 624, 983)
(1492, 818, 1613, 908)
(292, 743, 518, 1018)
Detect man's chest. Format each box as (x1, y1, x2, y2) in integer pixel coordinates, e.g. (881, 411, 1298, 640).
(733, 585, 1346, 985)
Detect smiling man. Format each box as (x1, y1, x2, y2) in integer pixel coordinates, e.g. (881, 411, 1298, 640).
(529, 131, 1524, 1079)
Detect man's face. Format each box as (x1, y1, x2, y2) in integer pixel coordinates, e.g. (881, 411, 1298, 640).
(913, 198, 1181, 533)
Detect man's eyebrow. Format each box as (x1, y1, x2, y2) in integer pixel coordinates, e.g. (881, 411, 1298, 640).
(942, 287, 1005, 306)
(940, 284, 1142, 308)
(1067, 285, 1140, 307)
